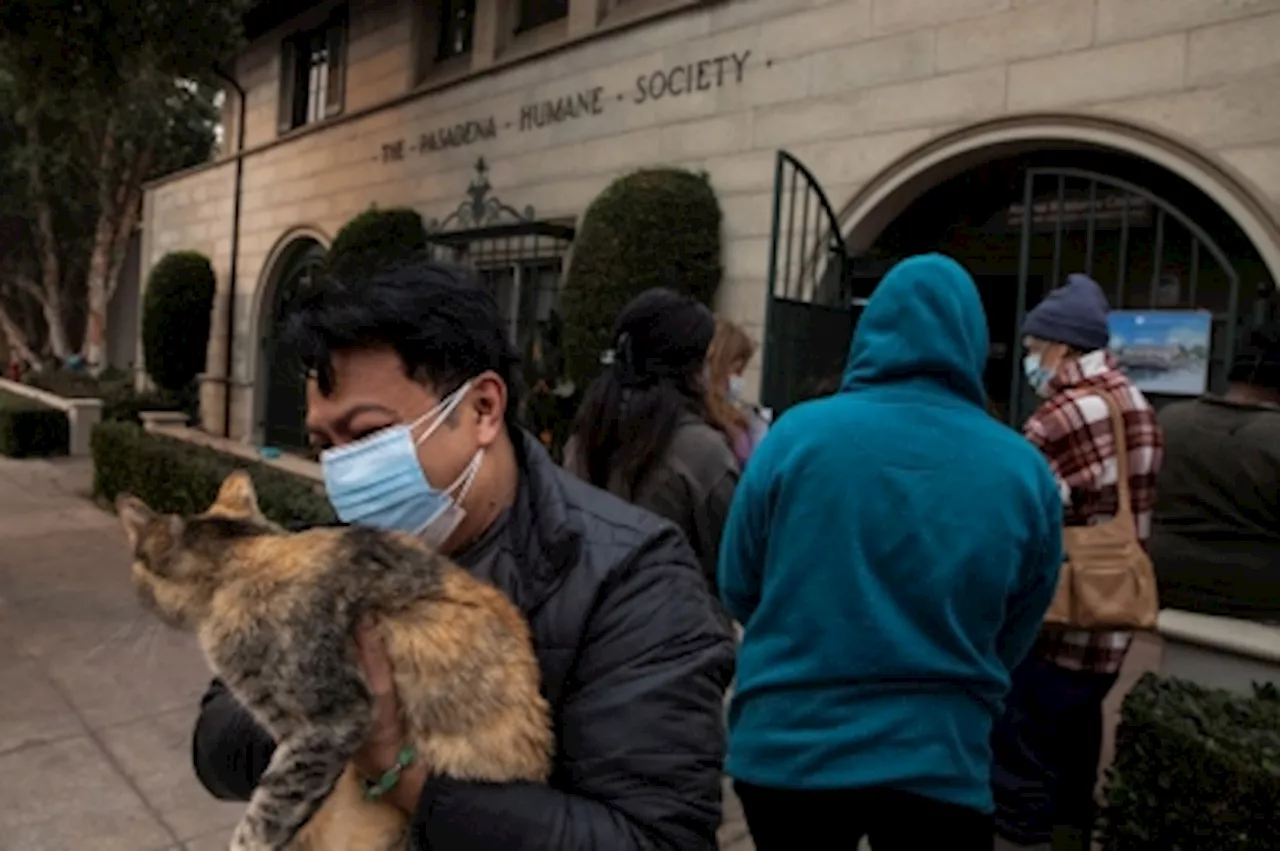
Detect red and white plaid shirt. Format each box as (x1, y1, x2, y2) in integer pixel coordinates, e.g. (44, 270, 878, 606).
(1023, 350, 1164, 675)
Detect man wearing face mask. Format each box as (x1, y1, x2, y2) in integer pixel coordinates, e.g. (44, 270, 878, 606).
(993, 273, 1163, 850)
(189, 259, 736, 850)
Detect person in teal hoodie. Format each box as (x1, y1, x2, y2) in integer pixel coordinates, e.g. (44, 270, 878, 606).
(719, 253, 1063, 851)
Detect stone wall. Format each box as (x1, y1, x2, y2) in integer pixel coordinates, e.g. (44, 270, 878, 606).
(141, 0, 1280, 440)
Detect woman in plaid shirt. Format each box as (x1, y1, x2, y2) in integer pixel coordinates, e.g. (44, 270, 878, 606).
(992, 274, 1164, 850)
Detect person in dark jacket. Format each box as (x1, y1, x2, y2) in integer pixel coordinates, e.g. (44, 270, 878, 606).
(191, 258, 735, 850)
(563, 288, 740, 597)
(1150, 321, 1280, 622)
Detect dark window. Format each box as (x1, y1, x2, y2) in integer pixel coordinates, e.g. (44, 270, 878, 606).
(437, 0, 476, 59)
(278, 9, 346, 135)
(516, 0, 569, 33)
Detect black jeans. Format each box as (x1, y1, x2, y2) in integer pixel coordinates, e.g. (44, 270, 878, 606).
(991, 654, 1119, 846)
(735, 781, 994, 850)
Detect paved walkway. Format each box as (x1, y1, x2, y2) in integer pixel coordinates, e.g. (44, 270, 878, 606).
(0, 457, 242, 851)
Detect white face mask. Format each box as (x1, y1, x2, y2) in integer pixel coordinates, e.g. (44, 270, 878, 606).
(320, 380, 484, 548)
(1023, 353, 1056, 398)
(728, 374, 746, 401)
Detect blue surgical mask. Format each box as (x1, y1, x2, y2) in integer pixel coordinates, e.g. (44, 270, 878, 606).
(728, 374, 746, 401)
(1023, 353, 1055, 397)
(320, 381, 483, 547)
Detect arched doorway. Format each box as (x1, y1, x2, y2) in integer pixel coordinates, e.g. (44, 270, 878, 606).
(761, 124, 1279, 422)
(258, 238, 326, 449)
(855, 147, 1271, 424)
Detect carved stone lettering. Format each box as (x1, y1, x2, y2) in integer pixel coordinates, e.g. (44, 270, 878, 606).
(378, 49, 760, 162)
(381, 140, 404, 162)
(519, 87, 606, 131)
(633, 51, 751, 104)
(419, 116, 498, 152)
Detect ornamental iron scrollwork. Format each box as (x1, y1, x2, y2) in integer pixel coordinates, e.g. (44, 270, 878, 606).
(427, 158, 536, 232)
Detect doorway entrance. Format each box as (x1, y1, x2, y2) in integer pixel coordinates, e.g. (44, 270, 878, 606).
(259, 238, 326, 449)
(762, 145, 1274, 424)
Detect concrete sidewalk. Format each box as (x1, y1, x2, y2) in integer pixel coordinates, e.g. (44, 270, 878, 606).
(0, 457, 242, 851)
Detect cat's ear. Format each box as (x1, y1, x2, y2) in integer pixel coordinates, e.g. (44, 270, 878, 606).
(116, 494, 156, 552)
(213, 470, 261, 518)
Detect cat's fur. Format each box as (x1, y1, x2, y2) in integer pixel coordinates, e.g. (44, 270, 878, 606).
(116, 470, 553, 851)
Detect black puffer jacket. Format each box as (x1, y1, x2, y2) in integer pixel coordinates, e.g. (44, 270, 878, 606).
(191, 431, 736, 850)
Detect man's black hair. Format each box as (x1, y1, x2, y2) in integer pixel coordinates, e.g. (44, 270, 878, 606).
(282, 254, 523, 428)
(1228, 321, 1280, 391)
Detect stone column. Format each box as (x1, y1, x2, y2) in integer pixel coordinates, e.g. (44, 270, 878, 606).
(568, 0, 602, 37)
(472, 0, 505, 69)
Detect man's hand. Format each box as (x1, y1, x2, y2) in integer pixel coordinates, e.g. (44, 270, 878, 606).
(352, 615, 428, 814)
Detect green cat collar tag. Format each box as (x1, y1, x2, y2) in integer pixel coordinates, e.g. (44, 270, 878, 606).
(362, 745, 417, 802)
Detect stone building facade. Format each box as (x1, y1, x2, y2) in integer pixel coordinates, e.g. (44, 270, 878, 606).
(140, 0, 1280, 443)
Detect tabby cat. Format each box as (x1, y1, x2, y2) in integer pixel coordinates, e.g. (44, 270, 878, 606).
(116, 470, 553, 851)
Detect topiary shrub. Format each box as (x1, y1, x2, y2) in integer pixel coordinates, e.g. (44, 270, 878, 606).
(26, 367, 187, 424)
(91, 421, 335, 529)
(142, 251, 216, 394)
(1100, 673, 1280, 850)
(327, 206, 428, 281)
(559, 168, 723, 388)
(27, 369, 102, 398)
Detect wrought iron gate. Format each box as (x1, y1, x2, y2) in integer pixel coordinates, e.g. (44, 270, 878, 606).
(761, 151, 867, 413)
(1010, 167, 1244, 423)
(424, 158, 576, 436)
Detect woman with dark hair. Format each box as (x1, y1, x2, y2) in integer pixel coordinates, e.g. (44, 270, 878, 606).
(565, 288, 740, 595)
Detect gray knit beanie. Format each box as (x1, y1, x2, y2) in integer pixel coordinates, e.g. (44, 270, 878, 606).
(1022, 273, 1111, 351)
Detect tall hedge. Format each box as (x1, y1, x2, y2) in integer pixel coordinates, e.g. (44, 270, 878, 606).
(1100, 673, 1280, 850)
(0, 390, 68, 457)
(142, 251, 216, 393)
(559, 168, 723, 387)
(92, 421, 335, 529)
(327, 206, 428, 281)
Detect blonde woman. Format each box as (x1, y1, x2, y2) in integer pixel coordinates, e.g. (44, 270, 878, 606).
(706, 319, 771, 467)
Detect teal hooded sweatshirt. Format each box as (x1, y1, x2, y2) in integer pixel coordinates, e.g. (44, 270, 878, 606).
(718, 253, 1062, 813)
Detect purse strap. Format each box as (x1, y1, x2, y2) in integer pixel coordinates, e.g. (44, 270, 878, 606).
(1095, 389, 1135, 521)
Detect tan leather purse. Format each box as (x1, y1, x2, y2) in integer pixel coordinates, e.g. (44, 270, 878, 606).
(1043, 390, 1160, 631)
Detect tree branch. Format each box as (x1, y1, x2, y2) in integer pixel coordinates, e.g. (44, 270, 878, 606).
(96, 111, 120, 222)
(97, 128, 152, 318)
(105, 180, 145, 304)
(11, 273, 45, 304)
(0, 298, 40, 367)
(25, 154, 62, 302)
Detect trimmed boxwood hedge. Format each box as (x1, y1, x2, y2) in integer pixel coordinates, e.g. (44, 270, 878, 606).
(91, 421, 335, 528)
(142, 251, 216, 394)
(0, 390, 68, 457)
(30, 368, 187, 425)
(327, 206, 428, 281)
(27, 369, 101, 398)
(1100, 673, 1280, 850)
(102, 387, 190, 426)
(559, 168, 723, 388)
